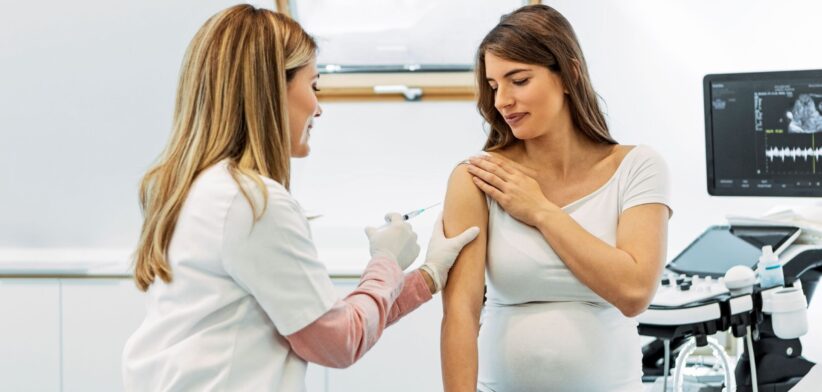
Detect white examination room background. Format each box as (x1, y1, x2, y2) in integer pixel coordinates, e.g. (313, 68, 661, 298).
(2, 0, 822, 390)
(295, 0, 822, 362)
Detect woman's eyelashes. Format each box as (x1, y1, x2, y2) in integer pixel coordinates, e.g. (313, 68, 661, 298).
(512, 78, 530, 86)
(312, 84, 320, 92)
(488, 78, 530, 91)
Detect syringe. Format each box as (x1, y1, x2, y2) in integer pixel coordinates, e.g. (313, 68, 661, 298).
(385, 202, 442, 223)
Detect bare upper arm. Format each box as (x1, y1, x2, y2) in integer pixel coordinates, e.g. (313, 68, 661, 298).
(442, 164, 488, 320)
(616, 203, 669, 288)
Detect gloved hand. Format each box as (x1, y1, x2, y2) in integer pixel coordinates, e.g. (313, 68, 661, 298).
(420, 213, 480, 293)
(365, 212, 420, 270)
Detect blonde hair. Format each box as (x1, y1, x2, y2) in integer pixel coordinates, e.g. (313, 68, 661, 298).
(133, 5, 317, 291)
(476, 4, 616, 151)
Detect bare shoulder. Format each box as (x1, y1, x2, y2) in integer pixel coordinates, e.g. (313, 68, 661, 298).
(444, 164, 488, 236)
(442, 163, 489, 309)
(448, 164, 481, 192)
(445, 164, 487, 209)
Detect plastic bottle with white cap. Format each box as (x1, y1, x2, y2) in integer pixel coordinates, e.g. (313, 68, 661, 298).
(757, 245, 784, 289)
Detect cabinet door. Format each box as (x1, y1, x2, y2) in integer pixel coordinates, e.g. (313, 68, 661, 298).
(306, 363, 327, 392)
(0, 279, 61, 391)
(61, 279, 146, 392)
(802, 294, 822, 363)
(326, 280, 444, 392)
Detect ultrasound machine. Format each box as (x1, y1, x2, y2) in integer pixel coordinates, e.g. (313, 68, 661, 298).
(638, 69, 822, 392)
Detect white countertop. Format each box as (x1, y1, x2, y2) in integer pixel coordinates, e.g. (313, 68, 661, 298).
(0, 248, 373, 278)
(0, 249, 133, 276)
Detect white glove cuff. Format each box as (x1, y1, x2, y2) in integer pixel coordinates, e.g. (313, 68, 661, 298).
(419, 264, 442, 293)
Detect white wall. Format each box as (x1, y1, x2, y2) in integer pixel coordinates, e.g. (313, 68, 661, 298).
(0, 0, 264, 249)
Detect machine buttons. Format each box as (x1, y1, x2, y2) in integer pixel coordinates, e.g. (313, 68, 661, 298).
(678, 277, 693, 291)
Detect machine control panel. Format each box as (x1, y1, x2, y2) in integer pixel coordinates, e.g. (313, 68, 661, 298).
(651, 273, 730, 308)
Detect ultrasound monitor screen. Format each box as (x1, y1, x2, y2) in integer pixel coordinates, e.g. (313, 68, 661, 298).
(704, 69, 822, 196)
(667, 225, 799, 277)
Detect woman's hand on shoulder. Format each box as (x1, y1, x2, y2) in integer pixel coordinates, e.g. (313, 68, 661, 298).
(467, 153, 560, 227)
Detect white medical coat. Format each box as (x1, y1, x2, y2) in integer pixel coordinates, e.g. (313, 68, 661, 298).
(122, 160, 337, 391)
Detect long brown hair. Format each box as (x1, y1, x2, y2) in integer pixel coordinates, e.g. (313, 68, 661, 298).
(133, 5, 316, 291)
(476, 4, 615, 151)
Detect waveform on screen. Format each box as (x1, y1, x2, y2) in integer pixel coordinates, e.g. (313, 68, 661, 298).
(765, 146, 822, 162)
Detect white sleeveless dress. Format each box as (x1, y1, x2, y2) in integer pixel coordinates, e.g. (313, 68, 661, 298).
(475, 145, 671, 392)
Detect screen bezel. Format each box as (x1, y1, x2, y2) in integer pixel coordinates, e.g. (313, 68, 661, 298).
(728, 225, 802, 254)
(704, 69, 822, 197)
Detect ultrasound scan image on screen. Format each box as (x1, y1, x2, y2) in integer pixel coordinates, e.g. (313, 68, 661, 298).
(704, 69, 822, 196)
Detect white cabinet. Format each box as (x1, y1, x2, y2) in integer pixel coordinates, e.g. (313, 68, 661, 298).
(61, 279, 146, 392)
(802, 298, 822, 363)
(0, 276, 445, 392)
(306, 364, 327, 392)
(0, 279, 61, 392)
(59, 278, 326, 391)
(325, 280, 444, 392)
